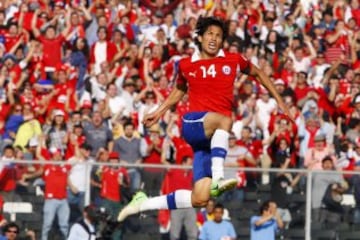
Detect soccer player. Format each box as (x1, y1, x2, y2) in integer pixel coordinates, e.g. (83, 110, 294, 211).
(118, 16, 289, 222)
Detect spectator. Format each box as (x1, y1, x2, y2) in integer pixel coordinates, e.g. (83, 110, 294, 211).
(250, 201, 284, 240)
(311, 156, 346, 222)
(0, 222, 36, 240)
(67, 143, 93, 223)
(83, 111, 113, 157)
(223, 132, 249, 202)
(31, 8, 71, 77)
(70, 37, 89, 94)
(99, 151, 129, 240)
(40, 144, 70, 240)
(89, 26, 117, 75)
(134, 87, 163, 135)
(114, 121, 142, 192)
(199, 203, 236, 240)
(271, 158, 302, 228)
(67, 205, 96, 240)
(140, 123, 165, 196)
(0, 145, 20, 201)
(65, 123, 86, 159)
(106, 83, 126, 117)
(90, 148, 108, 207)
(197, 198, 216, 228)
(0, 222, 19, 240)
(304, 134, 335, 170)
(46, 109, 68, 154)
(2, 104, 23, 147)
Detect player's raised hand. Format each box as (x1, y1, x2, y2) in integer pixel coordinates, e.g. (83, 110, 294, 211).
(278, 102, 293, 122)
(143, 111, 161, 128)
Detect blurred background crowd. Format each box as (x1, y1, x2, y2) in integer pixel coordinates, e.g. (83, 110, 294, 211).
(1, 0, 360, 239)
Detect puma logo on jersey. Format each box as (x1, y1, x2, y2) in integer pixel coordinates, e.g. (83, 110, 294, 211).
(189, 72, 196, 77)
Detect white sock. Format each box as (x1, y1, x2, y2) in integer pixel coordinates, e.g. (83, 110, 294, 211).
(211, 129, 229, 181)
(140, 190, 192, 211)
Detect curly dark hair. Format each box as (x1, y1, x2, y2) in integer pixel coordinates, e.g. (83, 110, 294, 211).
(194, 16, 228, 50)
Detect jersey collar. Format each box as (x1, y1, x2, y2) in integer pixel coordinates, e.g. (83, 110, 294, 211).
(190, 49, 225, 63)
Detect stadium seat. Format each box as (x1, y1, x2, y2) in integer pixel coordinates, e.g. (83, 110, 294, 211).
(257, 184, 271, 192)
(3, 202, 33, 222)
(237, 227, 250, 239)
(284, 228, 305, 240)
(290, 193, 306, 204)
(311, 229, 337, 240)
(338, 230, 360, 240)
(244, 191, 258, 202)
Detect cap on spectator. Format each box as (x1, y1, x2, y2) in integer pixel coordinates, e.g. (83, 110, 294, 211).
(2, 53, 17, 63)
(148, 124, 161, 133)
(53, 109, 65, 117)
(29, 137, 39, 147)
(314, 134, 326, 142)
(81, 100, 92, 109)
(274, 79, 285, 85)
(50, 147, 62, 156)
(258, 86, 269, 95)
(154, 10, 164, 18)
(109, 152, 119, 160)
(56, 64, 69, 73)
(54, 0, 65, 8)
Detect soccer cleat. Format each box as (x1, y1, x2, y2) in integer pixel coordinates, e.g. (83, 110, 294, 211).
(210, 178, 238, 197)
(117, 191, 148, 222)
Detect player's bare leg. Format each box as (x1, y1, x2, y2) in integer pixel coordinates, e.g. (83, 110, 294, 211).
(117, 178, 212, 222)
(203, 112, 238, 196)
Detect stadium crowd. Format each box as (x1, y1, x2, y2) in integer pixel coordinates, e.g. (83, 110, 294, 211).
(1, 0, 360, 239)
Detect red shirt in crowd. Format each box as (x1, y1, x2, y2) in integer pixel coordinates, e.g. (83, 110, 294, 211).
(43, 164, 70, 199)
(177, 51, 251, 117)
(143, 136, 164, 165)
(171, 136, 193, 165)
(0, 164, 16, 192)
(162, 168, 193, 193)
(100, 167, 129, 202)
(236, 139, 263, 166)
(3, 33, 21, 52)
(38, 35, 65, 68)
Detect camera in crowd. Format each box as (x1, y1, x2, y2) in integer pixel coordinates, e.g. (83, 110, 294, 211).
(85, 206, 122, 240)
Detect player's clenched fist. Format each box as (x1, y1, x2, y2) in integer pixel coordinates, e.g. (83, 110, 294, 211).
(142, 112, 161, 128)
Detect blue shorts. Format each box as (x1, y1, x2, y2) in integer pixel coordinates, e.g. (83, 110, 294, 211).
(192, 150, 212, 182)
(182, 112, 212, 182)
(182, 112, 211, 151)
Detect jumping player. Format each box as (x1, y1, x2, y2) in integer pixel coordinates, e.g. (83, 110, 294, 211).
(118, 17, 289, 222)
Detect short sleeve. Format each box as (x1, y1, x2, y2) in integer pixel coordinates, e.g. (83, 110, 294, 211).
(175, 60, 187, 87)
(238, 54, 252, 75)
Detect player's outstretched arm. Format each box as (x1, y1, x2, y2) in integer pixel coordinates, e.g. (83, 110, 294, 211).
(249, 65, 291, 119)
(142, 84, 187, 128)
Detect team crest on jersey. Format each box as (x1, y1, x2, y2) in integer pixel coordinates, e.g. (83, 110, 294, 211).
(222, 65, 231, 75)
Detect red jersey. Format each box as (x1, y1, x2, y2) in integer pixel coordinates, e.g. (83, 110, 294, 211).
(43, 164, 70, 199)
(100, 167, 129, 202)
(38, 35, 65, 68)
(177, 50, 251, 117)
